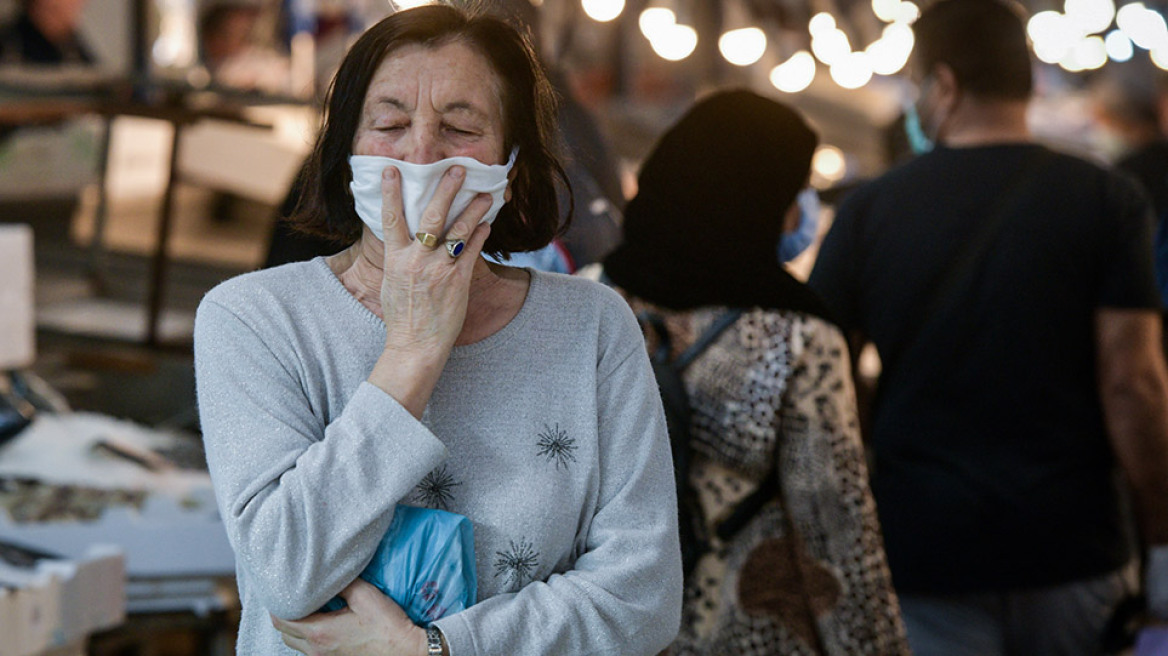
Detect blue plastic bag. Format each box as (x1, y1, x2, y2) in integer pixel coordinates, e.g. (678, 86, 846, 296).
(321, 505, 477, 624)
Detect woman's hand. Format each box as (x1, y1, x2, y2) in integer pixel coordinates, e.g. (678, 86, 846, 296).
(367, 164, 493, 416)
(379, 165, 492, 355)
(270, 579, 426, 656)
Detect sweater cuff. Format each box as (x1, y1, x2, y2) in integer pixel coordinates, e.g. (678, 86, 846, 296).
(431, 613, 473, 656)
(343, 381, 447, 471)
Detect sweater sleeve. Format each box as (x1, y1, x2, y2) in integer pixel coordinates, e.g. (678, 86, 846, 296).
(434, 299, 684, 656)
(194, 296, 447, 620)
(778, 317, 909, 653)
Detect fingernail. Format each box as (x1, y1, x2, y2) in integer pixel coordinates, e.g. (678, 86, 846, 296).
(383, 166, 398, 180)
(449, 166, 465, 179)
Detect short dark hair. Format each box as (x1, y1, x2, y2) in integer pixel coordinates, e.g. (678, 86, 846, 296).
(912, 0, 1033, 100)
(291, 4, 570, 256)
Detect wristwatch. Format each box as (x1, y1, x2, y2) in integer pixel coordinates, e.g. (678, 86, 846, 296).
(425, 625, 444, 656)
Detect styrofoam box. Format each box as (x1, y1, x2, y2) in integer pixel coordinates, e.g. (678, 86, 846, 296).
(0, 546, 124, 656)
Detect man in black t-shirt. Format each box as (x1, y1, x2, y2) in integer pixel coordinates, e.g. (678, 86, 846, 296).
(810, 1, 1168, 654)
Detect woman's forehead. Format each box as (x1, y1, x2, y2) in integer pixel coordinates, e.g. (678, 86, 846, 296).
(364, 41, 504, 116)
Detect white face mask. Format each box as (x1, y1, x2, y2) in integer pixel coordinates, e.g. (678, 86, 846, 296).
(349, 148, 517, 241)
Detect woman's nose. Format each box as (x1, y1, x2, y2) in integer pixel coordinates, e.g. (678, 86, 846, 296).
(399, 129, 444, 164)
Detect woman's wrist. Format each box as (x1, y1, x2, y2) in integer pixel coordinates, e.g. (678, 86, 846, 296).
(368, 346, 448, 419)
(424, 624, 449, 656)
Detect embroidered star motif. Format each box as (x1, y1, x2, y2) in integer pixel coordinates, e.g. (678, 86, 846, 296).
(412, 465, 462, 510)
(494, 538, 540, 590)
(536, 423, 578, 471)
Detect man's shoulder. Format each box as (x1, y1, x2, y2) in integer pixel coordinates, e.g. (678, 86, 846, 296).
(834, 152, 944, 208)
(1118, 140, 1168, 170)
(1040, 146, 1152, 208)
(827, 155, 934, 227)
(1036, 144, 1118, 178)
(854, 144, 1127, 199)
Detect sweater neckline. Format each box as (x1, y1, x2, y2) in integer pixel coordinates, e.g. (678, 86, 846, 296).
(311, 256, 539, 358)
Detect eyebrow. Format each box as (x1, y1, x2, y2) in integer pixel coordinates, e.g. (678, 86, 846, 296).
(371, 97, 489, 120)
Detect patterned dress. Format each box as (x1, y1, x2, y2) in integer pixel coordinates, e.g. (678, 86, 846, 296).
(624, 299, 911, 656)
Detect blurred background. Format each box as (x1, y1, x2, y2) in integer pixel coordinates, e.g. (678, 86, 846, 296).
(0, 0, 1163, 653)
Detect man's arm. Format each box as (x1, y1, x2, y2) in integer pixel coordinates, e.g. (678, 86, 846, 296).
(1096, 308, 1168, 619)
(1096, 308, 1168, 546)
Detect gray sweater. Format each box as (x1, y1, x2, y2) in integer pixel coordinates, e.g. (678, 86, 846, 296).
(194, 259, 682, 655)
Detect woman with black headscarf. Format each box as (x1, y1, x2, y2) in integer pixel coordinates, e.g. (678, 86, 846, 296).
(603, 90, 910, 656)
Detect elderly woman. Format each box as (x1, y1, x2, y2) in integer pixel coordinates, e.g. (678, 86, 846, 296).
(193, 6, 681, 655)
(602, 90, 909, 655)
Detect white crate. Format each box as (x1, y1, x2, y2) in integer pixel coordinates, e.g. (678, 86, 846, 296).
(0, 546, 124, 656)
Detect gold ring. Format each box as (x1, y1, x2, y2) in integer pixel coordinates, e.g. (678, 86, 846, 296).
(415, 232, 439, 248)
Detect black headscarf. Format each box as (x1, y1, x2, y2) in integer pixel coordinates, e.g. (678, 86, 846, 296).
(604, 89, 833, 320)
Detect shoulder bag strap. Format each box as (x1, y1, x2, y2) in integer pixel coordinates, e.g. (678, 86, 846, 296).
(674, 309, 745, 371)
(881, 147, 1053, 391)
(638, 308, 744, 370)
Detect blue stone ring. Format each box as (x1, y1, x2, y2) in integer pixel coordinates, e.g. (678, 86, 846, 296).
(445, 238, 466, 259)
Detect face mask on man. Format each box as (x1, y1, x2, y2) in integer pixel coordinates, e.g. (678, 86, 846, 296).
(778, 188, 821, 263)
(903, 103, 935, 155)
(902, 73, 941, 155)
(349, 148, 518, 241)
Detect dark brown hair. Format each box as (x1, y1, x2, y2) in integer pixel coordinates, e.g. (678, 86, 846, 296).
(912, 0, 1033, 100)
(291, 4, 570, 256)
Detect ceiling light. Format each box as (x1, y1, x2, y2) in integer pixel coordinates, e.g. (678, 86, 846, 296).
(649, 23, 698, 61)
(582, 0, 625, 23)
(770, 51, 816, 92)
(719, 27, 767, 66)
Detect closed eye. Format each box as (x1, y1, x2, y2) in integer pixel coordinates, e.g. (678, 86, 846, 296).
(443, 124, 479, 136)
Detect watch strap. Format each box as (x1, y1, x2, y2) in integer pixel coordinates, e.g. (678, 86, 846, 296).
(426, 625, 444, 656)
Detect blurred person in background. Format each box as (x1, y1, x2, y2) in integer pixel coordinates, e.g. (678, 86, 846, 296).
(810, 0, 1168, 654)
(603, 89, 909, 656)
(200, 0, 262, 74)
(198, 0, 291, 95)
(0, 0, 93, 64)
(1093, 59, 1168, 306)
